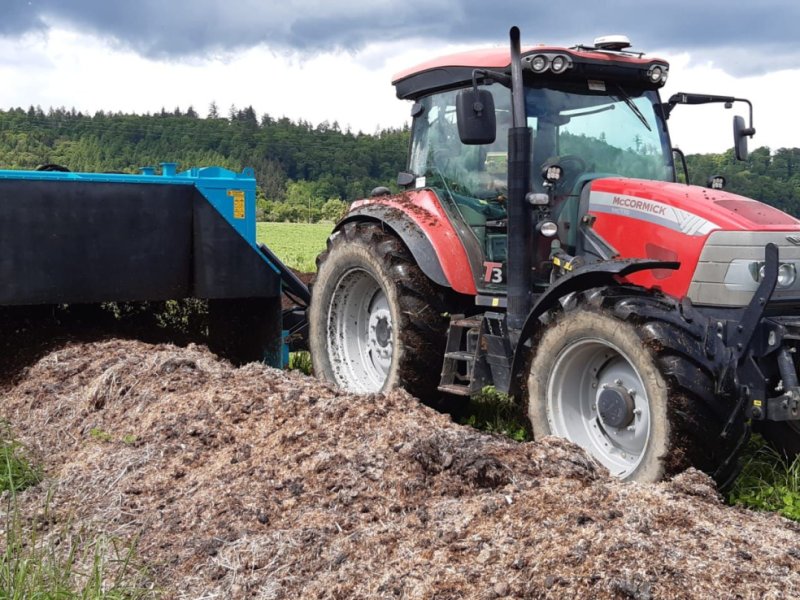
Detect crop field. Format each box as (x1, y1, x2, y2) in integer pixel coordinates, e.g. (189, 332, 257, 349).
(256, 222, 333, 273)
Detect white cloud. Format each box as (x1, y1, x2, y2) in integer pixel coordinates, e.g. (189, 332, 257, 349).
(0, 27, 797, 157)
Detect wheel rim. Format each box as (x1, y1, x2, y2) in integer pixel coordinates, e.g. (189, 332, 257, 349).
(546, 337, 651, 478)
(327, 268, 393, 393)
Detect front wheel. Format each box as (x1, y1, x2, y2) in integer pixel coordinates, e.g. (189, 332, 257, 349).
(527, 305, 749, 486)
(527, 309, 670, 482)
(309, 222, 448, 399)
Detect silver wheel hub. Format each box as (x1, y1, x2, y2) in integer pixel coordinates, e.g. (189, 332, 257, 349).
(546, 337, 651, 478)
(327, 268, 394, 393)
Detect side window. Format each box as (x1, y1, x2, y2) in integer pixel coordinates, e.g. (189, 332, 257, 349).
(409, 86, 511, 199)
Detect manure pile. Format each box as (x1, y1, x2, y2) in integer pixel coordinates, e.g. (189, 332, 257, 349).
(1, 339, 799, 599)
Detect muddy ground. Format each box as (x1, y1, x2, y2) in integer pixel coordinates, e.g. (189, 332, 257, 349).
(2, 338, 800, 599)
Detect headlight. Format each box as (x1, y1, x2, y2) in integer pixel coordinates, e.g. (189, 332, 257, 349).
(530, 55, 548, 73)
(539, 221, 559, 237)
(542, 164, 563, 184)
(779, 263, 797, 288)
(550, 55, 569, 74)
(646, 64, 668, 85)
(743, 260, 797, 288)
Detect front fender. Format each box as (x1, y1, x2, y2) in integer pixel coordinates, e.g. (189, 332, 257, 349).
(508, 258, 680, 397)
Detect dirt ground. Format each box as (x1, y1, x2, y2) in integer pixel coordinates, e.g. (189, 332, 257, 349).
(2, 338, 800, 599)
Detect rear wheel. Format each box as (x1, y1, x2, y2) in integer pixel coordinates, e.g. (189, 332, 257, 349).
(309, 222, 448, 399)
(527, 307, 747, 485)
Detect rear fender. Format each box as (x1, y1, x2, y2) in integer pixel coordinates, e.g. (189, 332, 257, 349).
(508, 258, 679, 396)
(342, 192, 477, 294)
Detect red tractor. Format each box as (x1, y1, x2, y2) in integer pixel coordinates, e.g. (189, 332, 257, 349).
(309, 28, 800, 486)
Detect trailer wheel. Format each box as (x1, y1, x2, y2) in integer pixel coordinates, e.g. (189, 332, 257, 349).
(527, 307, 747, 485)
(309, 222, 448, 399)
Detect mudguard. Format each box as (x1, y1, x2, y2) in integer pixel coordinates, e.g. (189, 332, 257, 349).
(508, 258, 680, 397)
(342, 194, 477, 294)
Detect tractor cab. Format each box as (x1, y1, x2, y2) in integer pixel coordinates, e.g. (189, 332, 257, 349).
(395, 39, 675, 292)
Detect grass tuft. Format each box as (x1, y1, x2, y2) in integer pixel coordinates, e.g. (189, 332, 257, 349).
(0, 422, 42, 493)
(288, 351, 313, 376)
(458, 387, 531, 442)
(728, 435, 800, 521)
(1, 424, 154, 598)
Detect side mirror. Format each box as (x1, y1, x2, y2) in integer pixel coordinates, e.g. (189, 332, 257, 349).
(733, 115, 755, 161)
(456, 88, 496, 145)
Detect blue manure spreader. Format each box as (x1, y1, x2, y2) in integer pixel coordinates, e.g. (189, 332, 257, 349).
(0, 163, 309, 366)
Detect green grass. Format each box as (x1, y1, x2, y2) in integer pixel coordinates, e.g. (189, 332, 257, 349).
(457, 387, 531, 442)
(256, 222, 333, 273)
(1, 425, 153, 598)
(728, 436, 800, 521)
(1, 422, 42, 493)
(288, 351, 313, 376)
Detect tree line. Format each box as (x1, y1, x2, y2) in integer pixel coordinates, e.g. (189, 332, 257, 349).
(683, 147, 800, 216)
(0, 104, 798, 220)
(0, 104, 409, 223)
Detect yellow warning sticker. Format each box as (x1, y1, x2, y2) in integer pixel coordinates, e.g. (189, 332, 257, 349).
(492, 297, 499, 307)
(753, 399, 763, 407)
(228, 190, 245, 219)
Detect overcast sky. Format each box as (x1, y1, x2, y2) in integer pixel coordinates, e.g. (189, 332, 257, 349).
(1, 0, 798, 154)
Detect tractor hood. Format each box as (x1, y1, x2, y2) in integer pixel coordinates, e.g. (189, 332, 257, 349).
(587, 177, 800, 233)
(586, 177, 800, 304)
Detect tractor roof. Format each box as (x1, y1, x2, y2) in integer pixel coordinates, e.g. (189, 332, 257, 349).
(392, 45, 669, 100)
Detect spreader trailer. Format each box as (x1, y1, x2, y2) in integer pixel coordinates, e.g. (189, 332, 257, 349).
(0, 163, 309, 366)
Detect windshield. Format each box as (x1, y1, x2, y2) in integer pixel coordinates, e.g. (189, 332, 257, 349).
(525, 81, 674, 189)
(408, 81, 673, 200)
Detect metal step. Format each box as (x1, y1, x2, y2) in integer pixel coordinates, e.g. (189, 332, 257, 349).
(451, 316, 483, 329)
(437, 383, 473, 396)
(444, 350, 475, 362)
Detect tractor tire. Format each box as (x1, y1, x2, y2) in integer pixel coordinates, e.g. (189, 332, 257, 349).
(309, 221, 448, 400)
(527, 306, 748, 486)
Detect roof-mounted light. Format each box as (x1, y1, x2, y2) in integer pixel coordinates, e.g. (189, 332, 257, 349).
(525, 53, 573, 75)
(550, 55, 569, 74)
(647, 64, 668, 85)
(530, 54, 548, 73)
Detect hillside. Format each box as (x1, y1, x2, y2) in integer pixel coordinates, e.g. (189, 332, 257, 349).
(1, 106, 799, 218)
(0, 106, 409, 208)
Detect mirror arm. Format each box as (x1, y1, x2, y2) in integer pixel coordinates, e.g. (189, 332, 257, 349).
(737, 98, 756, 136)
(664, 92, 756, 135)
(672, 147, 689, 185)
